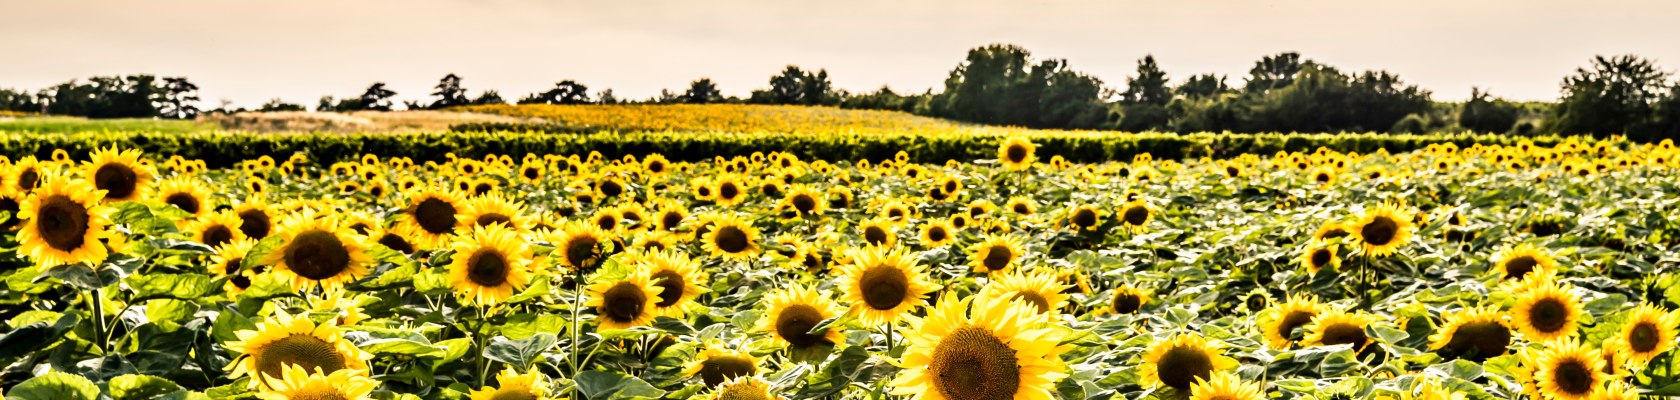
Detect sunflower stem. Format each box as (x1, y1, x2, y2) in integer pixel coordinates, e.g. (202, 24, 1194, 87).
(475, 303, 489, 388)
(89, 287, 107, 354)
(569, 267, 583, 377)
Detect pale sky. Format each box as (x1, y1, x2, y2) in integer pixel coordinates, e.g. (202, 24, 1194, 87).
(2, 0, 1676, 108)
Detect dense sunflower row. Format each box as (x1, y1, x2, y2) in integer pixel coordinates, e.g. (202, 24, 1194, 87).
(0, 135, 1678, 400)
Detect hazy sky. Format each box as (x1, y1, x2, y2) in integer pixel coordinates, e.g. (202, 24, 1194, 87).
(3, 0, 1677, 108)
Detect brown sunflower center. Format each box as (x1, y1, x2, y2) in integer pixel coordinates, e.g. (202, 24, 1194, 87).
(563, 235, 601, 269)
(1319, 227, 1349, 240)
(1011, 203, 1030, 214)
(522, 167, 541, 180)
(1527, 297, 1570, 333)
(1550, 358, 1596, 396)
(202, 225, 235, 248)
(595, 215, 618, 231)
(283, 230, 352, 280)
(476, 213, 512, 228)
(165, 192, 201, 214)
(224, 257, 244, 276)
(1319, 322, 1368, 349)
(1156, 345, 1215, 390)
(981, 245, 1013, 272)
(1112, 292, 1142, 314)
(864, 226, 891, 246)
(599, 180, 623, 197)
(1277, 311, 1316, 344)
(859, 266, 909, 310)
(601, 282, 647, 323)
(1360, 216, 1398, 246)
(1123, 206, 1148, 225)
(716, 381, 769, 400)
(1503, 256, 1538, 279)
(35, 195, 91, 252)
(791, 194, 817, 214)
(1315, 172, 1331, 183)
(717, 182, 739, 200)
(712, 226, 750, 253)
(1445, 321, 1511, 361)
(660, 211, 683, 231)
(698, 355, 757, 387)
(775, 304, 827, 347)
(802, 253, 824, 272)
(1629, 322, 1660, 352)
(928, 325, 1020, 400)
(254, 334, 348, 385)
(1071, 209, 1098, 228)
(944, 181, 959, 193)
(377, 233, 414, 254)
(1310, 249, 1333, 269)
(1005, 144, 1029, 163)
(413, 198, 458, 234)
(466, 250, 510, 287)
(1225, 166, 1240, 177)
(93, 163, 139, 200)
(927, 226, 949, 243)
(17, 169, 39, 192)
(239, 209, 272, 239)
(1010, 291, 1051, 314)
(484, 388, 537, 400)
(650, 269, 685, 308)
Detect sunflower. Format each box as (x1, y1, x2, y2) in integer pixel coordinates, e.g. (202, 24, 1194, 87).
(1429, 306, 1514, 361)
(1309, 165, 1337, 185)
(225, 309, 372, 389)
(998, 136, 1037, 171)
(468, 367, 549, 400)
(446, 224, 533, 306)
(827, 187, 854, 209)
(1066, 204, 1101, 231)
(703, 214, 760, 261)
(966, 200, 996, 218)
(782, 185, 825, 217)
(1347, 203, 1414, 257)
(837, 246, 938, 326)
(5, 156, 42, 194)
(786, 242, 828, 274)
(212, 238, 259, 294)
(1312, 221, 1351, 241)
(459, 192, 532, 233)
(260, 210, 375, 293)
(889, 292, 1067, 400)
(1258, 294, 1326, 349)
(682, 342, 762, 387)
(1618, 303, 1678, 365)
(1109, 286, 1150, 314)
(981, 269, 1070, 316)
(17, 178, 114, 267)
(712, 176, 748, 207)
(254, 364, 379, 400)
(1299, 241, 1341, 274)
(155, 178, 212, 216)
(759, 284, 845, 349)
(235, 200, 276, 239)
(859, 217, 897, 248)
(967, 234, 1024, 274)
(655, 205, 688, 232)
(918, 219, 956, 248)
(1491, 243, 1558, 281)
(1189, 371, 1264, 400)
(83, 147, 154, 202)
(640, 249, 708, 316)
(1593, 381, 1638, 400)
(586, 269, 663, 331)
(1511, 280, 1583, 342)
(1117, 200, 1152, 234)
(397, 187, 465, 249)
(706, 375, 779, 400)
(189, 209, 245, 249)
(1302, 310, 1381, 352)
(1005, 196, 1036, 216)
(1526, 339, 1607, 400)
(550, 221, 613, 273)
(1139, 333, 1239, 391)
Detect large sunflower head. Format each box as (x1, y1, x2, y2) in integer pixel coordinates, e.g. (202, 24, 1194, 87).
(259, 210, 375, 293)
(998, 136, 1038, 171)
(1511, 280, 1583, 343)
(918, 219, 957, 248)
(5, 156, 43, 195)
(682, 342, 763, 388)
(759, 284, 845, 350)
(1526, 338, 1607, 400)
(1189, 371, 1265, 400)
(837, 246, 938, 326)
(225, 309, 372, 389)
(1428, 306, 1514, 362)
(234, 200, 276, 240)
(712, 176, 748, 207)
(859, 217, 897, 248)
(980, 269, 1071, 316)
(1117, 200, 1153, 234)
(640, 249, 709, 317)
(447, 223, 534, 306)
(155, 176, 213, 218)
(782, 185, 826, 218)
(459, 192, 532, 233)
(82, 147, 155, 203)
(396, 187, 466, 249)
(1258, 294, 1326, 350)
(1109, 286, 1150, 315)
(1302, 310, 1381, 352)
(1491, 243, 1558, 281)
(468, 367, 549, 400)
(706, 375, 780, 400)
(550, 221, 613, 273)
(1347, 203, 1415, 257)
(253, 364, 379, 400)
(17, 178, 114, 267)
(1618, 303, 1678, 365)
(702, 214, 760, 261)
(586, 269, 663, 331)
(888, 292, 1069, 400)
(1139, 333, 1239, 391)
(967, 234, 1025, 275)
(1066, 204, 1102, 232)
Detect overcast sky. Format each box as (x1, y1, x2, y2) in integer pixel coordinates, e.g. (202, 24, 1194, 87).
(3, 0, 1676, 108)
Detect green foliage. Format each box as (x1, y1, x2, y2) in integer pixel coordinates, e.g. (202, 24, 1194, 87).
(927, 44, 1109, 129)
(1458, 88, 1521, 134)
(1547, 55, 1679, 141)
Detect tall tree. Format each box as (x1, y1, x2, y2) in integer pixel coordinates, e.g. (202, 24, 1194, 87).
(681, 78, 724, 104)
(470, 90, 506, 105)
(1547, 55, 1672, 140)
(159, 77, 200, 119)
(1458, 87, 1519, 133)
(1245, 52, 1304, 93)
(518, 81, 591, 105)
(358, 82, 397, 111)
(1176, 74, 1231, 99)
(430, 73, 469, 109)
(1120, 55, 1171, 106)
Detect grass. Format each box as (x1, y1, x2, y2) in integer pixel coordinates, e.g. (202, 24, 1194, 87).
(0, 116, 214, 135)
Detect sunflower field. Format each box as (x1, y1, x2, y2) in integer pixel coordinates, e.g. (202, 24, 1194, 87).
(1, 134, 1680, 400)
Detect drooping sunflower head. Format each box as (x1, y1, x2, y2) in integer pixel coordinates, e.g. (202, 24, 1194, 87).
(706, 375, 778, 400)
(17, 178, 114, 267)
(1429, 306, 1514, 362)
(838, 246, 938, 326)
(759, 284, 844, 349)
(1066, 204, 1102, 231)
(1118, 200, 1152, 234)
(998, 136, 1038, 170)
(225, 309, 372, 389)
(447, 223, 534, 306)
(82, 147, 155, 202)
(1492, 243, 1558, 281)
(888, 292, 1069, 400)
(190, 209, 246, 249)
(1526, 338, 1607, 400)
(682, 342, 762, 388)
(640, 249, 709, 316)
(1188, 371, 1265, 400)
(259, 209, 375, 293)
(1348, 203, 1415, 257)
(1618, 303, 1678, 365)
(586, 269, 663, 331)
(399, 187, 465, 249)
(703, 214, 760, 261)
(1302, 310, 1381, 352)
(919, 219, 956, 248)
(967, 234, 1024, 275)
(253, 364, 379, 400)
(468, 367, 549, 400)
(1511, 280, 1582, 342)
(154, 176, 213, 218)
(980, 269, 1071, 316)
(1109, 286, 1150, 315)
(1258, 294, 1326, 350)
(1139, 333, 1239, 391)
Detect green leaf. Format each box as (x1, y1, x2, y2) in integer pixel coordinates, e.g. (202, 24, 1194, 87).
(107, 374, 187, 400)
(129, 273, 217, 301)
(146, 238, 215, 254)
(240, 235, 286, 271)
(482, 333, 557, 369)
(433, 338, 473, 369)
(6, 371, 99, 400)
(361, 338, 447, 359)
(38, 263, 123, 291)
(575, 370, 667, 400)
(0, 312, 78, 359)
(501, 313, 567, 340)
(503, 277, 550, 304)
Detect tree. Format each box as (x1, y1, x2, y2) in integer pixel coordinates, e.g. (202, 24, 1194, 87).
(681, 78, 724, 104)
(1176, 74, 1231, 99)
(748, 66, 836, 105)
(1547, 55, 1672, 140)
(470, 90, 506, 105)
(1458, 87, 1519, 133)
(257, 98, 306, 112)
(1120, 55, 1171, 106)
(429, 73, 469, 109)
(358, 82, 397, 111)
(43, 75, 163, 118)
(0, 88, 41, 113)
(159, 77, 200, 119)
(596, 89, 618, 104)
(519, 81, 591, 105)
(1245, 52, 1304, 93)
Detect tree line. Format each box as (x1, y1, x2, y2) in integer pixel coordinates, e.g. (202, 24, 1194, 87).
(2, 45, 1677, 139)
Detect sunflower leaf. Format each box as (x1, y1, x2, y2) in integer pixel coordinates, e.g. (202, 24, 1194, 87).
(6, 371, 100, 400)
